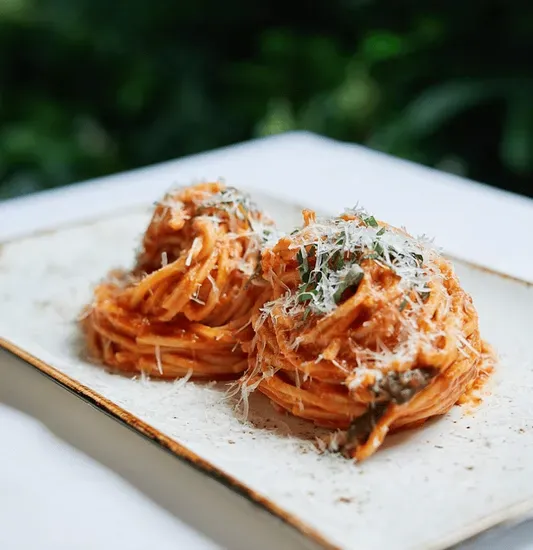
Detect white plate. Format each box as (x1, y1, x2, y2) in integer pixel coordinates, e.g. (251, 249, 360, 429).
(1, 190, 533, 550)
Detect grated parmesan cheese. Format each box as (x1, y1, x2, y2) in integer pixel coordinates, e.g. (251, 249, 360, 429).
(264, 208, 437, 321)
(185, 237, 201, 267)
(155, 344, 163, 375)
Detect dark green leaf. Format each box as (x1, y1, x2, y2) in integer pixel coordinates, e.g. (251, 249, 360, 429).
(298, 291, 316, 303)
(394, 81, 504, 139)
(333, 266, 364, 304)
(361, 31, 407, 62)
(296, 248, 308, 278)
(412, 253, 424, 264)
(332, 251, 344, 270)
(501, 92, 533, 174)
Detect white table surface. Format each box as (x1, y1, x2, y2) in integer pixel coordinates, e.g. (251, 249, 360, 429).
(1, 132, 532, 550)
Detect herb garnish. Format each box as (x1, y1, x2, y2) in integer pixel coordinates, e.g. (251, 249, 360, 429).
(341, 369, 436, 455)
(333, 265, 364, 304)
(341, 403, 389, 456)
(370, 368, 437, 404)
(295, 240, 364, 315)
(290, 210, 432, 319)
(363, 216, 378, 228)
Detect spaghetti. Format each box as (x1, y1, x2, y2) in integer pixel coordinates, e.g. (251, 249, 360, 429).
(241, 208, 493, 461)
(81, 182, 276, 379)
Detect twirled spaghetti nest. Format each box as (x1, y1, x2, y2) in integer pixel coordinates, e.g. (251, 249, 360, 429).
(241, 209, 493, 460)
(81, 182, 276, 379)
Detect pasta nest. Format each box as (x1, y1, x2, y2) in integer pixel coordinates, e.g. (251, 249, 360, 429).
(241, 209, 493, 460)
(82, 181, 276, 379)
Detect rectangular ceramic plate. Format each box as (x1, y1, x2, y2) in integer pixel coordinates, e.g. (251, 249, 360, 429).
(1, 190, 533, 550)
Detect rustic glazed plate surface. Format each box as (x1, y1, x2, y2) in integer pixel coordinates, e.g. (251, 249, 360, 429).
(1, 191, 532, 550)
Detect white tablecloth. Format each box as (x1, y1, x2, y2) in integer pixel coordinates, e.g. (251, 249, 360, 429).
(1, 132, 532, 549)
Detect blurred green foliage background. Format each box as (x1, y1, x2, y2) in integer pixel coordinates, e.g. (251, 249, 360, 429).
(1, 0, 532, 200)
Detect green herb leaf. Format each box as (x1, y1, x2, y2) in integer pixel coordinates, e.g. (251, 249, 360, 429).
(364, 216, 378, 227)
(374, 242, 384, 255)
(399, 297, 408, 311)
(412, 252, 424, 264)
(298, 291, 316, 303)
(297, 247, 313, 286)
(376, 227, 386, 236)
(331, 251, 345, 271)
(334, 265, 364, 304)
(296, 248, 308, 274)
(297, 281, 317, 303)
